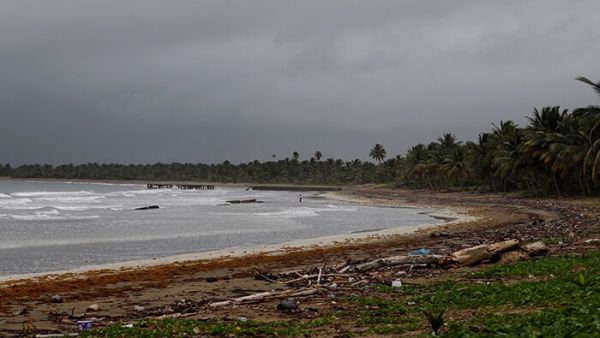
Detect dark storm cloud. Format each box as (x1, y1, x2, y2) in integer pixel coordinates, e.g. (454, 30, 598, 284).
(1, 0, 599, 164)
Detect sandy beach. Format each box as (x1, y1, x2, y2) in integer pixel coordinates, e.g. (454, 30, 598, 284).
(0, 186, 598, 336)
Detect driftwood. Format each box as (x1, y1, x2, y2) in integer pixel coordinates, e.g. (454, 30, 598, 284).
(209, 287, 321, 307)
(282, 273, 352, 285)
(499, 250, 530, 264)
(353, 255, 443, 272)
(521, 241, 549, 256)
(316, 264, 325, 285)
(451, 239, 519, 266)
(338, 265, 352, 273)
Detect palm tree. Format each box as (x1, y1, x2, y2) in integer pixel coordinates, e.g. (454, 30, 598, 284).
(522, 106, 570, 194)
(574, 76, 600, 118)
(369, 144, 387, 163)
(442, 147, 469, 189)
(527, 106, 569, 132)
(466, 133, 496, 191)
(437, 133, 460, 149)
(314, 151, 323, 161)
(538, 115, 593, 195)
(490, 121, 525, 192)
(574, 77, 600, 182)
(400, 144, 430, 188)
(292, 151, 300, 161)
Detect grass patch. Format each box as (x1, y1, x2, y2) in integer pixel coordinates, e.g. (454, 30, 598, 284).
(471, 251, 599, 279)
(80, 317, 335, 337)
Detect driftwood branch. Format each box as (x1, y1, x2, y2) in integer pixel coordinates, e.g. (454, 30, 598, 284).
(353, 255, 443, 272)
(209, 287, 321, 307)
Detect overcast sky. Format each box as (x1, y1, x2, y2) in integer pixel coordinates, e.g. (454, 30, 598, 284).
(1, 0, 599, 165)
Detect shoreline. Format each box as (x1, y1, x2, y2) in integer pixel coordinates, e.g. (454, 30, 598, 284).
(0, 190, 474, 282)
(2, 186, 592, 336)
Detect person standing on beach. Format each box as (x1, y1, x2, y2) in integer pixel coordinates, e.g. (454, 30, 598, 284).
(298, 193, 302, 202)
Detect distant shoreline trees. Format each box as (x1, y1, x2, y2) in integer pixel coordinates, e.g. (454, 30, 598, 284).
(1, 76, 599, 196)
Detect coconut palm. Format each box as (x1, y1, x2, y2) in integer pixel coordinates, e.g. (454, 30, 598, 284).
(538, 116, 593, 194)
(292, 151, 300, 161)
(489, 121, 526, 192)
(522, 106, 570, 194)
(437, 133, 461, 149)
(442, 147, 469, 189)
(466, 133, 496, 191)
(527, 106, 569, 132)
(314, 151, 323, 161)
(574, 76, 600, 118)
(369, 144, 387, 163)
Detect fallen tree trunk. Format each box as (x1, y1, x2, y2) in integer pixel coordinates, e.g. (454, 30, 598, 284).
(451, 239, 519, 266)
(353, 255, 443, 272)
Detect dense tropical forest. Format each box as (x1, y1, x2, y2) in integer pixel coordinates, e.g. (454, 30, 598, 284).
(1, 76, 599, 196)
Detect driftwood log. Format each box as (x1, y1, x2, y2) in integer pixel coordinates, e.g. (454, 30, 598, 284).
(353, 255, 443, 272)
(451, 239, 519, 266)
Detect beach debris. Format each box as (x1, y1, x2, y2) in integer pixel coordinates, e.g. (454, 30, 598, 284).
(409, 248, 432, 255)
(133, 305, 145, 312)
(77, 320, 93, 331)
(14, 307, 28, 315)
(161, 306, 175, 314)
(35, 334, 79, 338)
(51, 295, 64, 304)
(206, 277, 218, 283)
(430, 231, 450, 238)
(252, 270, 278, 283)
(451, 239, 519, 266)
(499, 250, 530, 264)
(353, 254, 442, 272)
(521, 241, 549, 256)
(201, 238, 549, 310)
(316, 263, 326, 285)
(86, 304, 101, 312)
(277, 298, 298, 312)
(338, 265, 352, 273)
(134, 205, 159, 210)
(583, 238, 600, 244)
(209, 287, 320, 307)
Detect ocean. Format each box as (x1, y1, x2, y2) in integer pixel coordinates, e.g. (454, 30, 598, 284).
(0, 180, 440, 276)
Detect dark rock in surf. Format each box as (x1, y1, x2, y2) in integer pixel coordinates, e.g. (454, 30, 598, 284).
(135, 205, 159, 210)
(226, 199, 263, 204)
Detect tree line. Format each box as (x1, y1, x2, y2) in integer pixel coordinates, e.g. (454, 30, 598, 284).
(1, 76, 599, 195)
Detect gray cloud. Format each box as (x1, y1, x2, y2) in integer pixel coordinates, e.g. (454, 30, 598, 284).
(1, 0, 599, 164)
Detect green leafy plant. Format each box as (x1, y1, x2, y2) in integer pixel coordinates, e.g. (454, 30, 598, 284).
(423, 309, 445, 335)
